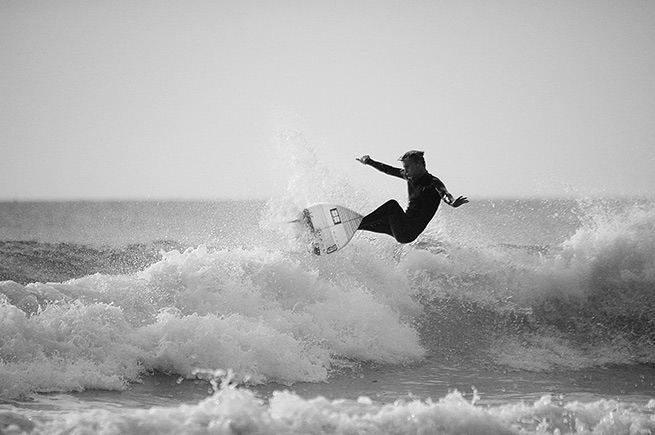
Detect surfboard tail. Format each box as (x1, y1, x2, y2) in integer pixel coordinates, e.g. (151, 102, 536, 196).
(297, 204, 363, 255)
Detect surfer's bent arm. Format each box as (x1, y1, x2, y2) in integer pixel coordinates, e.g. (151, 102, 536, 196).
(431, 177, 468, 208)
(356, 155, 404, 179)
(430, 177, 453, 204)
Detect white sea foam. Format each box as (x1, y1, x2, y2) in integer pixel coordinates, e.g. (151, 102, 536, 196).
(1, 243, 426, 398)
(11, 379, 654, 435)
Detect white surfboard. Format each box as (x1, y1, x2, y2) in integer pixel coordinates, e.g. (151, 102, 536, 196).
(299, 203, 363, 255)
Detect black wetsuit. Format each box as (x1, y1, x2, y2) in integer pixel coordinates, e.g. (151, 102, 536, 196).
(358, 159, 447, 243)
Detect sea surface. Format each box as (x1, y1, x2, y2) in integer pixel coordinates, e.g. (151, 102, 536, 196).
(1, 193, 655, 434)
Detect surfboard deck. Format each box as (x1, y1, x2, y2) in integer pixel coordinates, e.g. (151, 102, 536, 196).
(298, 203, 363, 255)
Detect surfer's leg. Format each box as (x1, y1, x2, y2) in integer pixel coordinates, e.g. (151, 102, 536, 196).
(358, 200, 414, 243)
(358, 200, 399, 236)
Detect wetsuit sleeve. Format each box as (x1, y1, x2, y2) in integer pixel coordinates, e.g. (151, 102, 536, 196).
(366, 158, 405, 179)
(430, 176, 449, 197)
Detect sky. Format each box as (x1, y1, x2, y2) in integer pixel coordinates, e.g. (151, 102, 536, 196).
(1, 0, 654, 201)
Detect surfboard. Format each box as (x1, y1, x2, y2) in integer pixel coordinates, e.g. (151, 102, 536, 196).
(298, 203, 363, 255)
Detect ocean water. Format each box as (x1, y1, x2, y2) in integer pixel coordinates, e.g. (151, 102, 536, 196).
(2, 190, 655, 433)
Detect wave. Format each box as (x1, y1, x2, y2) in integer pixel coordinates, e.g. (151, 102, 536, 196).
(1, 242, 425, 399)
(404, 199, 655, 371)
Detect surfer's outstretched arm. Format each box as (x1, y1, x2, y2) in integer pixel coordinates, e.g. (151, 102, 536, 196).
(355, 155, 404, 179)
(355, 155, 371, 165)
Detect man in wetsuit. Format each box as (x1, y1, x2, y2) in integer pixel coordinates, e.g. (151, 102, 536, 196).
(356, 150, 468, 243)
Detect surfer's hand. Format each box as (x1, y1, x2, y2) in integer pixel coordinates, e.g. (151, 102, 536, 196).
(356, 155, 371, 165)
(451, 196, 469, 208)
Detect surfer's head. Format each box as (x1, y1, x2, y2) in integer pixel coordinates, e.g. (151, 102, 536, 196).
(399, 150, 426, 180)
(399, 150, 425, 166)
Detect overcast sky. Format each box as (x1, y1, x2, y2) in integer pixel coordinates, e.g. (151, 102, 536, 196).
(2, 0, 654, 200)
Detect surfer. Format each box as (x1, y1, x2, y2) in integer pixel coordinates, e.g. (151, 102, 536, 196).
(356, 150, 468, 243)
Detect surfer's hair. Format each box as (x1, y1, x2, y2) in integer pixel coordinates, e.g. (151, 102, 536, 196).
(399, 150, 425, 165)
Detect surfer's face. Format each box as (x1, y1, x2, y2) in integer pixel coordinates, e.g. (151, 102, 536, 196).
(402, 159, 425, 180)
